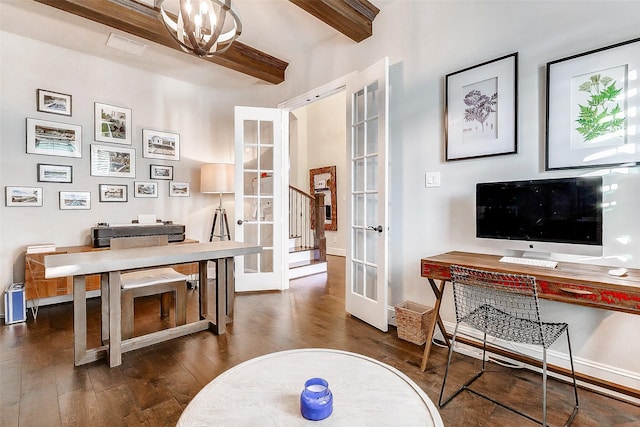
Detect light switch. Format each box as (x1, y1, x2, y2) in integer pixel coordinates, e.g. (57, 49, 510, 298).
(425, 172, 441, 188)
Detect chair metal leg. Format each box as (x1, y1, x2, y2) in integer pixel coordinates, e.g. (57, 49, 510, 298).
(543, 348, 548, 426)
(439, 324, 486, 407)
(565, 329, 579, 426)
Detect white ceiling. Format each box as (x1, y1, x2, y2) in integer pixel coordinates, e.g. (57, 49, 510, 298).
(0, 0, 393, 88)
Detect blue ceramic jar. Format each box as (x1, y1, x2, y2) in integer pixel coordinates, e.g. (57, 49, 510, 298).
(300, 377, 333, 421)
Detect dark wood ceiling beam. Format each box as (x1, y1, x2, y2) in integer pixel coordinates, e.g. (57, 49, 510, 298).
(288, 0, 379, 43)
(32, 0, 288, 84)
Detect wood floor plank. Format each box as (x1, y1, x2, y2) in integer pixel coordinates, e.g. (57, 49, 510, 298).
(1, 255, 638, 426)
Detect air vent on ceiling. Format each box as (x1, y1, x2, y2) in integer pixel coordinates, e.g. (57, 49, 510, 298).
(106, 33, 148, 56)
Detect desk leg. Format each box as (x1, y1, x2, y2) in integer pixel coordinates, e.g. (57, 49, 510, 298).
(108, 271, 122, 368)
(198, 260, 208, 320)
(212, 258, 231, 335)
(420, 279, 447, 372)
(100, 273, 109, 344)
(73, 275, 87, 366)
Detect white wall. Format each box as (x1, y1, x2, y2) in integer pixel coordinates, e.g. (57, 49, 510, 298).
(0, 32, 238, 286)
(269, 1, 640, 394)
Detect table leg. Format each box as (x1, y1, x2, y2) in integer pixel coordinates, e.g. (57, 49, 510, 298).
(73, 275, 87, 366)
(100, 272, 109, 344)
(198, 260, 208, 320)
(212, 258, 230, 335)
(108, 271, 122, 368)
(420, 279, 446, 372)
(223, 257, 234, 320)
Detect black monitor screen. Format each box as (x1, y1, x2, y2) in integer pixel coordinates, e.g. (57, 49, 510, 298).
(476, 177, 602, 246)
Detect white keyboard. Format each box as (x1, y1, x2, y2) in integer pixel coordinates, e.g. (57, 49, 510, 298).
(499, 256, 558, 268)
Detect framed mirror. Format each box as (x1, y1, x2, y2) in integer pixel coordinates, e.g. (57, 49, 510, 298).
(309, 165, 337, 231)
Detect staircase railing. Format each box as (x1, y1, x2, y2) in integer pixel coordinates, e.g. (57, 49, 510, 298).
(289, 186, 325, 261)
(289, 186, 315, 249)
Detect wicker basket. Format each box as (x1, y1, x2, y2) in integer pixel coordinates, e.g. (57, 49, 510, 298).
(395, 301, 434, 345)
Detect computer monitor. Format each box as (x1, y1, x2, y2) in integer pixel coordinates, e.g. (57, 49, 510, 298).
(476, 176, 603, 257)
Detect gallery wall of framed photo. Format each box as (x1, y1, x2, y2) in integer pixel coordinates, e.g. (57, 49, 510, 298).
(6, 90, 193, 212)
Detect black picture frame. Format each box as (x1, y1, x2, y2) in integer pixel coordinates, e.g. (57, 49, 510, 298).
(546, 37, 640, 170)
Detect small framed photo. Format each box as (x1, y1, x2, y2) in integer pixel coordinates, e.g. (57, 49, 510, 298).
(546, 37, 640, 170)
(169, 181, 190, 197)
(99, 184, 128, 202)
(37, 163, 72, 183)
(445, 53, 518, 161)
(142, 129, 180, 161)
(27, 118, 82, 158)
(134, 181, 158, 198)
(37, 89, 72, 116)
(150, 164, 173, 180)
(91, 144, 135, 178)
(5, 186, 43, 207)
(94, 102, 132, 145)
(59, 191, 90, 210)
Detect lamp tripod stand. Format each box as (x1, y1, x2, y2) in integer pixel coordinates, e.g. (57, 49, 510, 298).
(209, 193, 231, 242)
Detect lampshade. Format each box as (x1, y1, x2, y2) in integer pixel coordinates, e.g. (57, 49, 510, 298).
(158, 0, 242, 57)
(201, 163, 235, 194)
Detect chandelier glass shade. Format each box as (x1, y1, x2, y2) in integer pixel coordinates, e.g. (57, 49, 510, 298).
(158, 0, 242, 57)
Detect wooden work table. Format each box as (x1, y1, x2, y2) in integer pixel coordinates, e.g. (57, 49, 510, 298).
(45, 241, 261, 368)
(419, 251, 640, 399)
(24, 239, 199, 302)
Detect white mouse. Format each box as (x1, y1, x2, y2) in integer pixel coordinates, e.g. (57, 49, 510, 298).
(608, 268, 628, 277)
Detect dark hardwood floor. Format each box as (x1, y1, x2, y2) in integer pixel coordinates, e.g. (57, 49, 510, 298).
(1, 255, 638, 426)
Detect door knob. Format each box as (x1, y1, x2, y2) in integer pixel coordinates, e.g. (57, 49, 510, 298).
(237, 220, 245, 225)
(367, 225, 383, 233)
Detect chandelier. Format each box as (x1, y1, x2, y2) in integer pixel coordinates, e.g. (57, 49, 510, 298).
(158, 0, 242, 57)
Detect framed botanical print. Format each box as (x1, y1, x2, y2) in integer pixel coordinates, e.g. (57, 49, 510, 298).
(94, 102, 132, 145)
(90, 144, 135, 178)
(546, 38, 640, 170)
(37, 89, 72, 116)
(26, 118, 82, 158)
(142, 129, 180, 161)
(445, 53, 518, 161)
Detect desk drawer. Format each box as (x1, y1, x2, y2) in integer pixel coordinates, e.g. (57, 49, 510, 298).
(538, 280, 640, 314)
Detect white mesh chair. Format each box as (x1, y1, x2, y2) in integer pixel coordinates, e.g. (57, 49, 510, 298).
(439, 265, 579, 426)
(110, 235, 187, 339)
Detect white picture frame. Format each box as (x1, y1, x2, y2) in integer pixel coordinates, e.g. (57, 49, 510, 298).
(91, 144, 135, 178)
(134, 181, 158, 198)
(142, 129, 180, 161)
(59, 191, 91, 210)
(94, 102, 132, 145)
(5, 186, 43, 207)
(169, 181, 190, 197)
(26, 118, 82, 158)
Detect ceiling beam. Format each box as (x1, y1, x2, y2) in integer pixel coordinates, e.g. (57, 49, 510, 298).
(288, 0, 379, 43)
(31, 0, 288, 84)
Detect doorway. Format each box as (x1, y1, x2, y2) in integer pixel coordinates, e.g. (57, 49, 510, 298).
(289, 91, 348, 259)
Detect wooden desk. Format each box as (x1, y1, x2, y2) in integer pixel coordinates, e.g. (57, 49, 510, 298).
(178, 349, 444, 426)
(45, 241, 261, 368)
(24, 239, 199, 301)
(419, 251, 640, 372)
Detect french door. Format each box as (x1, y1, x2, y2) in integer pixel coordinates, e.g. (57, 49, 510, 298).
(345, 58, 390, 332)
(234, 106, 288, 291)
